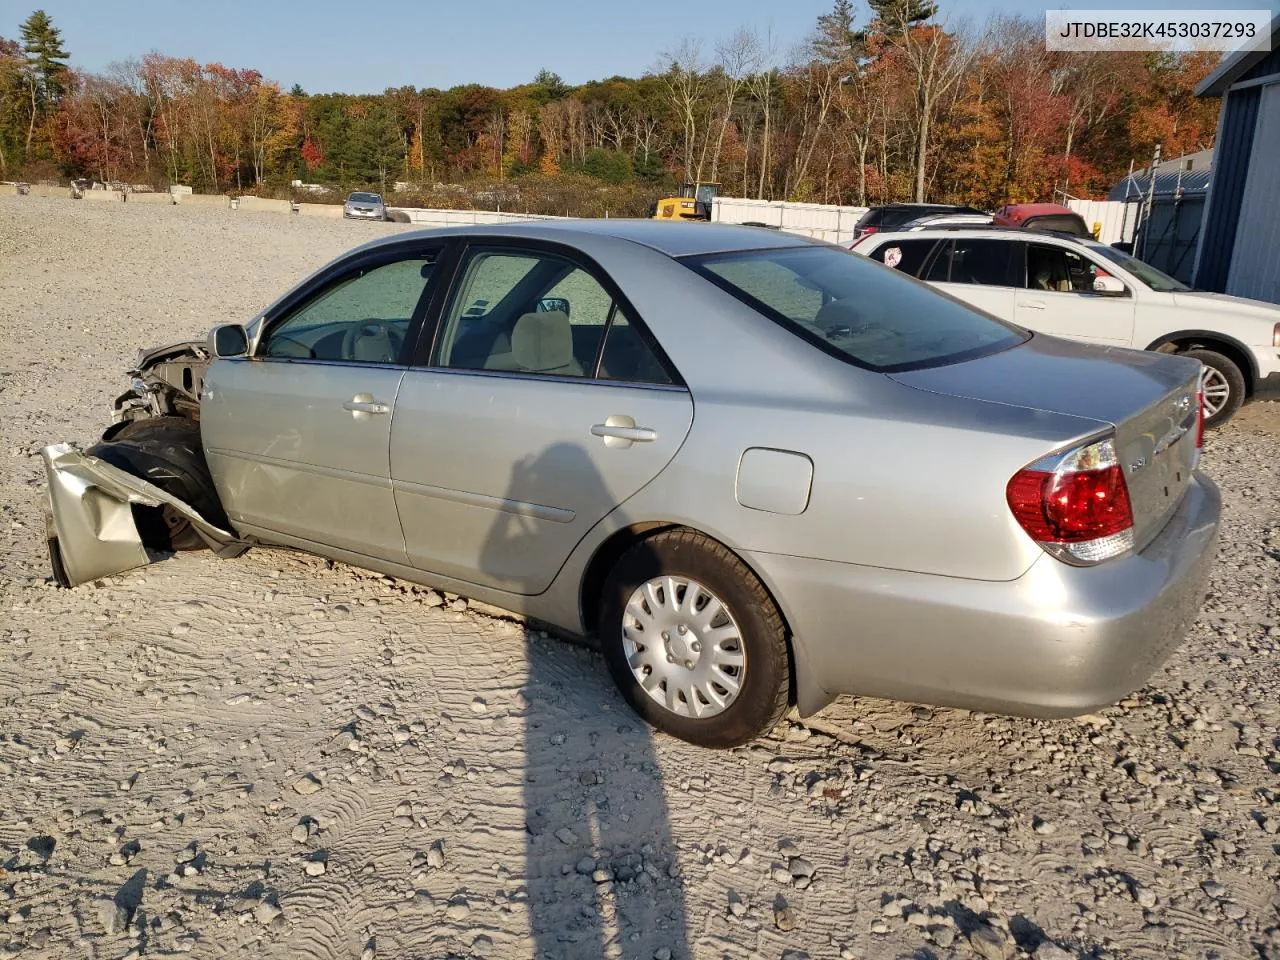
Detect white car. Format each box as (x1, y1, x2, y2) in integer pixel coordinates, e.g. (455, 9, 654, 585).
(853, 227, 1280, 426)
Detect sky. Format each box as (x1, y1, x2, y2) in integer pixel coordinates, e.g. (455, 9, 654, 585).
(2, 0, 1274, 93)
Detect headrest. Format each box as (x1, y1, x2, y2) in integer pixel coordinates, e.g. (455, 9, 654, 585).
(813, 298, 861, 334)
(511, 310, 576, 373)
(348, 322, 396, 363)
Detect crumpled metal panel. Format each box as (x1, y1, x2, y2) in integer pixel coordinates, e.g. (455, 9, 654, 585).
(41, 442, 247, 587)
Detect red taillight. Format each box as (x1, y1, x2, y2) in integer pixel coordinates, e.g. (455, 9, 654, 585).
(1007, 437, 1135, 564)
(1195, 383, 1205, 448)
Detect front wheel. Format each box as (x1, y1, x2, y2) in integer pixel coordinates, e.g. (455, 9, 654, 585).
(599, 530, 791, 748)
(1183, 348, 1246, 428)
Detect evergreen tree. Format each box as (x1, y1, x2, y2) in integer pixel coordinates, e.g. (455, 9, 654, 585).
(19, 9, 68, 159)
(353, 104, 402, 191)
(870, 0, 938, 32)
(814, 0, 864, 64)
(20, 9, 68, 104)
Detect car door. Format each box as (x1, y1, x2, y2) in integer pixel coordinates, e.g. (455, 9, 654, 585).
(921, 237, 1019, 321)
(201, 243, 445, 563)
(390, 242, 694, 595)
(1015, 241, 1135, 345)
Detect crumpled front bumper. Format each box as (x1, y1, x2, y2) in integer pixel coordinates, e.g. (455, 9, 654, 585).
(41, 442, 248, 587)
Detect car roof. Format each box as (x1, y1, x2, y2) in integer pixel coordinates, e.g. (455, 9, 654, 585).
(861, 226, 1090, 245)
(359, 219, 823, 258)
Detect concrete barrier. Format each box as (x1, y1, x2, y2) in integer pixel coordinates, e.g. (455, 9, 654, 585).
(390, 207, 565, 227)
(0, 183, 19, 196)
(177, 193, 230, 209)
(296, 202, 344, 218)
(235, 196, 292, 213)
(83, 189, 124, 202)
(28, 184, 69, 199)
(127, 192, 174, 205)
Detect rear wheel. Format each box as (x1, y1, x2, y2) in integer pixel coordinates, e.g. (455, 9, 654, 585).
(599, 530, 791, 748)
(1182, 348, 1245, 428)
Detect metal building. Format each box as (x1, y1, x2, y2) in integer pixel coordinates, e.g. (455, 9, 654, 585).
(1193, 15, 1280, 304)
(1109, 167, 1212, 285)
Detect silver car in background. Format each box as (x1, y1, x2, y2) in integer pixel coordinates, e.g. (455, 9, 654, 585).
(43, 222, 1220, 747)
(343, 191, 387, 220)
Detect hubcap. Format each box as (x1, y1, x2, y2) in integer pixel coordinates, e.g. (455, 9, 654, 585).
(1201, 366, 1230, 417)
(621, 576, 745, 719)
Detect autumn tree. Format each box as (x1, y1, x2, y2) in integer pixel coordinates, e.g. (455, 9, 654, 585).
(0, 37, 24, 176)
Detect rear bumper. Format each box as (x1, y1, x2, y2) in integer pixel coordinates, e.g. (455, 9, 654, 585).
(748, 472, 1220, 718)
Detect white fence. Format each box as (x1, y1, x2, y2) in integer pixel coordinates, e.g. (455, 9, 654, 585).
(711, 197, 869, 246)
(1065, 198, 1140, 245)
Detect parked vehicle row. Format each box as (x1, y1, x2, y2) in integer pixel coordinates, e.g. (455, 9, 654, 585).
(44, 221, 1220, 748)
(851, 202, 1091, 241)
(852, 226, 1280, 427)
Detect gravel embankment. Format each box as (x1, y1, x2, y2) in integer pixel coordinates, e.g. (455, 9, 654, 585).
(1, 196, 1277, 960)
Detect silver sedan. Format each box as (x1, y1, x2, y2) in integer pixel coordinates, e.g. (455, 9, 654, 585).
(43, 221, 1220, 747)
(343, 191, 388, 220)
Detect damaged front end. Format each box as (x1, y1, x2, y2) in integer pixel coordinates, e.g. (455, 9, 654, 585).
(43, 336, 248, 587)
(42, 443, 248, 587)
(110, 340, 211, 427)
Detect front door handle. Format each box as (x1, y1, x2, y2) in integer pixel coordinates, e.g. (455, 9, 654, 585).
(1022, 300, 1047, 310)
(344, 394, 391, 419)
(591, 415, 656, 448)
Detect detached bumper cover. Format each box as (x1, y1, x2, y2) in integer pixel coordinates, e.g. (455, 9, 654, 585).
(42, 442, 247, 587)
(749, 472, 1220, 718)
(1252, 371, 1280, 400)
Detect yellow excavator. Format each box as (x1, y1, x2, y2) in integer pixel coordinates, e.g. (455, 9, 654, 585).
(649, 181, 720, 221)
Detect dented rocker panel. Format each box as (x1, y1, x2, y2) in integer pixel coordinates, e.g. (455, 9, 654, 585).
(42, 442, 247, 587)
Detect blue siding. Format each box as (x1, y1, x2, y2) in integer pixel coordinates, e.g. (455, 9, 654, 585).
(1193, 87, 1261, 292)
(1242, 48, 1280, 84)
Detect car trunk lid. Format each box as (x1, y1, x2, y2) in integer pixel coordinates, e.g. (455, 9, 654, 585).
(889, 335, 1202, 552)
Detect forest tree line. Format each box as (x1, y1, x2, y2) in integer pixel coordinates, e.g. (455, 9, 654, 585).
(0, 2, 1220, 215)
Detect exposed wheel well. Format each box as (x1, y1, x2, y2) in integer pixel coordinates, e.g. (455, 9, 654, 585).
(579, 522, 801, 709)
(1150, 335, 1256, 396)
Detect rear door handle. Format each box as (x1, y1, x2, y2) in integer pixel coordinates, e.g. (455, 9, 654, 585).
(591, 415, 656, 448)
(1022, 300, 1047, 310)
(344, 394, 391, 418)
(592, 424, 656, 442)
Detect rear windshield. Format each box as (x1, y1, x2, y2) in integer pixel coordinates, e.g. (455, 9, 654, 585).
(872, 205, 965, 229)
(1025, 214, 1090, 236)
(685, 246, 1027, 372)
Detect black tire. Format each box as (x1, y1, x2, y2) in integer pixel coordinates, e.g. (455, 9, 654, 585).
(1182, 348, 1246, 429)
(87, 417, 228, 552)
(599, 529, 791, 748)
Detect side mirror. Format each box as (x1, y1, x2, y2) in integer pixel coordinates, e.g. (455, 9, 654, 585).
(1092, 274, 1127, 296)
(536, 297, 570, 316)
(210, 323, 249, 358)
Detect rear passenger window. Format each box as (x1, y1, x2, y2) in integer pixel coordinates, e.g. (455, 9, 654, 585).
(599, 309, 673, 386)
(930, 239, 1017, 286)
(869, 239, 936, 277)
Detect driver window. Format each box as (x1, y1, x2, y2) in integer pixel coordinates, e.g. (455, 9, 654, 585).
(261, 256, 437, 363)
(1025, 244, 1107, 294)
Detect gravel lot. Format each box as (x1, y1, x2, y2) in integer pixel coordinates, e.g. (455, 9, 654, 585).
(1, 196, 1278, 960)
